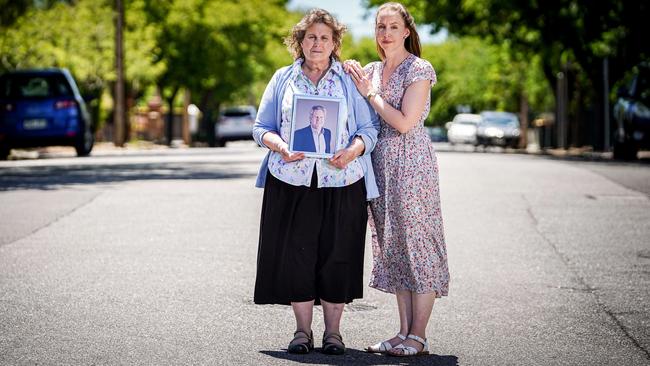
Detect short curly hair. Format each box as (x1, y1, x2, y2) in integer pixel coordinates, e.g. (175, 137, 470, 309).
(284, 8, 347, 61)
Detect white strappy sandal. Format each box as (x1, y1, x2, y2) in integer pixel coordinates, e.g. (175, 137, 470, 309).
(387, 334, 429, 357)
(366, 333, 406, 353)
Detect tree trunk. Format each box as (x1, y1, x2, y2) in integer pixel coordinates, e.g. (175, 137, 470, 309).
(165, 87, 179, 146)
(199, 89, 217, 146)
(113, 0, 125, 147)
(541, 58, 558, 102)
(586, 66, 606, 150)
(182, 89, 191, 145)
(556, 65, 569, 150)
(519, 92, 529, 149)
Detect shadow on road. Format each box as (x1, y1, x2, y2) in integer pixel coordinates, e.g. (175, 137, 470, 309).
(435, 143, 650, 165)
(0, 161, 257, 191)
(260, 348, 458, 365)
(541, 154, 650, 166)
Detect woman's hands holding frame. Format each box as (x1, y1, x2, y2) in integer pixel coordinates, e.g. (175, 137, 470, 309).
(263, 132, 305, 162)
(328, 136, 365, 169)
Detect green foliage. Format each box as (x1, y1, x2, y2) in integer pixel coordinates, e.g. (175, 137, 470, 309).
(0, 0, 31, 28)
(363, 0, 649, 148)
(1, 0, 160, 94)
(341, 35, 377, 67)
(0, 0, 163, 130)
(1, 0, 295, 136)
(338, 31, 553, 126)
(230, 9, 301, 106)
(419, 37, 551, 125)
(384, 0, 650, 115)
(422, 37, 494, 124)
(142, 0, 293, 119)
(1, 1, 111, 94)
(124, 0, 166, 96)
(2, 0, 644, 146)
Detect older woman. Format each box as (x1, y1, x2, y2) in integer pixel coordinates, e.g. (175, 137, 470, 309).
(345, 2, 450, 357)
(252, 9, 379, 355)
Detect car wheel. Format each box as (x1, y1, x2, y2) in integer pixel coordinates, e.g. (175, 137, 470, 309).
(0, 146, 10, 160)
(75, 126, 94, 157)
(215, 138, 226, 147)
(613, 141, 638, 160)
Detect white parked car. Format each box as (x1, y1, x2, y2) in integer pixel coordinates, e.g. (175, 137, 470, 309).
(214, 105, 256, 147)
(447, 113, 482, 145)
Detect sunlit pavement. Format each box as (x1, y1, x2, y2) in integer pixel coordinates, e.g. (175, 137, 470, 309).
(1, 142, 649, 365)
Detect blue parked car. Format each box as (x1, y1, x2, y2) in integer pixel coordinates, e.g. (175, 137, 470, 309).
(613, 63, 650, 160)
(0, 68, 94, 159)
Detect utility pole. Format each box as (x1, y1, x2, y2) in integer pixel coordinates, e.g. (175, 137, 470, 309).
(182, 90, 191, 146)
(113, 0, 125, 147)
(556, 68, 568, 150)
(603, 57, 610, 151)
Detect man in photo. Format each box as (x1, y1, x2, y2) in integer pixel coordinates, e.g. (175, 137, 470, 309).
(293, 105, 331, 154)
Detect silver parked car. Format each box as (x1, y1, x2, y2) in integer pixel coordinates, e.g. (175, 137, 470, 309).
(214, 105, 256, 147)
(476, 111, 521, 148)
(447, 113, 481, 145)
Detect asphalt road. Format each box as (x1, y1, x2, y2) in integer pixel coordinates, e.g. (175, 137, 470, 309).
(1, 142, 649, 365)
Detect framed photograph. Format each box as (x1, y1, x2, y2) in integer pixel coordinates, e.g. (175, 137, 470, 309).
(289, 94, 345, 158)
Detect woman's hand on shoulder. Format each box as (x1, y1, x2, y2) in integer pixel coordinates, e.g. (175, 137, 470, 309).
(343, 59, 362, 73)
(343, 59, 372, 97)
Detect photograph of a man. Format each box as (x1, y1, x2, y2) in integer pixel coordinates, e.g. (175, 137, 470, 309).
(293, 105, 331, 154)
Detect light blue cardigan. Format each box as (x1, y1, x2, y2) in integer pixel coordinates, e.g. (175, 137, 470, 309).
(252, 61, 380, 200)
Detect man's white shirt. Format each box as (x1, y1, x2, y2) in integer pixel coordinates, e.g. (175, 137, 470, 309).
(311, 127, 326, 154)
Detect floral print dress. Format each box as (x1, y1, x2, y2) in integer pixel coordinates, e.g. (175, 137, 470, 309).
(367, 54, 450, 296)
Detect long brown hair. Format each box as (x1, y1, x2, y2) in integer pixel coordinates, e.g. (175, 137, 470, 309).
(284, 8, 347, 61)
(375, 2, 421, 60)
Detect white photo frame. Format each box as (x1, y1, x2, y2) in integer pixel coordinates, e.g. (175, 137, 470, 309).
(289, 94, 345, 158)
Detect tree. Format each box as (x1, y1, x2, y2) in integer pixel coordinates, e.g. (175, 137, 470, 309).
(340, 34, 552, 129)
(0, 0, 32, 28)
(1, 0, 297, 144)
(142, 0, 293, 145)
(0, 0, 163, 133)
(420, 37, 551, 126)
(371, 0, 650, 148)
(0, 0, 76, 28)
(341, 35, 378, 67)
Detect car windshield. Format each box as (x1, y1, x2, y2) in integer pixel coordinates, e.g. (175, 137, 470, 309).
(222, 110, 252, 117)
(483, 116, 517, 125)
(0, 74, 73, 98)
(634, 68, 649, 105)
(457, 121, 477, 125)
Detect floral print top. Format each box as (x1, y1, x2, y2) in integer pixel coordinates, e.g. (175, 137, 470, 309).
(267, 59, 364, 188)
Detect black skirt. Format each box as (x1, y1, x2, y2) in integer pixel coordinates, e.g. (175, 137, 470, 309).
(254, 170, 368, 305)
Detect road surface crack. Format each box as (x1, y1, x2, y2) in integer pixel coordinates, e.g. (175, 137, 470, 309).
(522, 194, 650, 361)
(1, 191, 104, 248)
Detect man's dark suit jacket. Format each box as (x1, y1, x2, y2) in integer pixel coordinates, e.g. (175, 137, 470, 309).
(293, 126, 331, 153)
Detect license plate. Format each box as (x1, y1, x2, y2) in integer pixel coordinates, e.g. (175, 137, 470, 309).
(23, 119, 48, 130)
